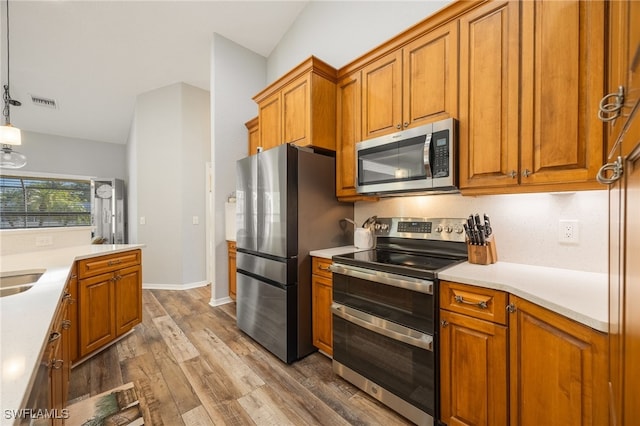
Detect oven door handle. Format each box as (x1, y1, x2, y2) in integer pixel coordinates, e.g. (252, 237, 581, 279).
(331, 303, 433, 351)
(329, 263, 433, 294)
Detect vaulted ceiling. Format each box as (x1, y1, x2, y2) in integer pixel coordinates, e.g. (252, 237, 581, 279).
(1, 1, 309, 145)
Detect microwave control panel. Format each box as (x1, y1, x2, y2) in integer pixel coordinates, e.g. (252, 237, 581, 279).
(431, 130, 450, 178)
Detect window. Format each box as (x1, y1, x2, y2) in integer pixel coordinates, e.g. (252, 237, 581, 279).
(0, 175, 91, 229)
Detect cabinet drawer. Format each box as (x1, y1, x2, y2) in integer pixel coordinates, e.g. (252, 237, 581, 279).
(440, 281, 508, 325)
(312, 257, 333, 280)
(77, 249, 141, 279)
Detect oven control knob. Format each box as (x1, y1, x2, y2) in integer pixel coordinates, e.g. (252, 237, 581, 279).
(435, 225, 444, 233)
(445, 225, 453, 233)
(454, 225, 464, 234)
(380, 223, 389, 231)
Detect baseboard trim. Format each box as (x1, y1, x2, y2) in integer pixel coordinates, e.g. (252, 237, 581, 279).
(209, 296, 233, 307)
(142, 281, 210, 291)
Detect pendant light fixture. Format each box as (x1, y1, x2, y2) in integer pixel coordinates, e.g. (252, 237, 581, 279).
(1, 0, 25, 169)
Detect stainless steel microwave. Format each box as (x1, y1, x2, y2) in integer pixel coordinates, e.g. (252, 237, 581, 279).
(355, 118, 457, 195)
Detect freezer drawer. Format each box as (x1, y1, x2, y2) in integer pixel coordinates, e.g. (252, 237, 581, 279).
(236, 271, 297, 363)
(236, 251, 296, 286)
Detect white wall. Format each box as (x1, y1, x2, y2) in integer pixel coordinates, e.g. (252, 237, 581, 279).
(131, 82, 210, 288)
(266, 1, 452, 81)
(210, 34, 266, 305)
(14, 130, 126, 179)
(355, 191, 608, 273)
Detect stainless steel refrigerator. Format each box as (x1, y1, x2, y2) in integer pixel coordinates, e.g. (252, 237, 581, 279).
(235, 144, 353, 363)
(91, 178, 127, 244)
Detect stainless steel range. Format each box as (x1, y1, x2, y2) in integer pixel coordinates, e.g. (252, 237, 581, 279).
(330, 217, 468, 426)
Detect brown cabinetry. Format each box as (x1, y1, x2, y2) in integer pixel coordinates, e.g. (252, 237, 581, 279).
(49, 288, 72, 425)
(603, 1, 640, 421)
(439, 281, 608, 426)
(509, 295, 608, 426)
(361, 22, 458, 140)
(459, 0, 605, 194)
(253, 56, 337, 153)
(227, 240, 237, 301)
(245, 116, 259, 156)
(311, 257, 333, 356)
(77, 249, 142, 359)
(439, 281, 508, 426)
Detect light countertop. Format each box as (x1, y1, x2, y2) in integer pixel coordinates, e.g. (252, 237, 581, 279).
(309, 245, 368, 259)
(310, 246, 608, 333)
(0, 244, 144, 422)
(439, 261, 608, 332)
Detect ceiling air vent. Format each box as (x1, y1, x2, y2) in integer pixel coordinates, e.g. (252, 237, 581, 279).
(30, 95, 58, 109)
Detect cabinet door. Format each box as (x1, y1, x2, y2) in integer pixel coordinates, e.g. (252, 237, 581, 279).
(282, 74, 310, 145)
(520, 0, 604, 186)
(228, 240, 237, 301)
(509, 296, 608, 426)
(245, 117, 259, 156)
(68, 267, 79, 364)
(336, 72, 361, 199)
(403, 21, 458, 128)
(362, 49, 403, 139)
(312, 273, 333, 356)
(258, 91, 282, 152)
(458, 0, 520, 190)
(440, 310, 508, 426)
(79, 272, 116, 357)
(115, 265, 142, 336)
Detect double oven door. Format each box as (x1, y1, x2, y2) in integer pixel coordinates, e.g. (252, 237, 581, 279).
(330, 262, 438, 426)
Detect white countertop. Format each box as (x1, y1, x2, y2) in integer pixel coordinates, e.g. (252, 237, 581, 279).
(439, 261, 608, 332)
(309, 245, 368, 259)
(0, 244, 144, 421)
(310, 245, 608, 333)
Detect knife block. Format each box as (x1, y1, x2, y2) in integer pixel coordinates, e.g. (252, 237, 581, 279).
(467, 237, 498, 265)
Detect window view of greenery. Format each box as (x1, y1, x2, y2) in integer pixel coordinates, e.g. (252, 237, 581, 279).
(0, 176, 91, 229)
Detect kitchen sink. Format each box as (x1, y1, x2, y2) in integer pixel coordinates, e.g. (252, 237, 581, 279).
(0, 270, 45, 298)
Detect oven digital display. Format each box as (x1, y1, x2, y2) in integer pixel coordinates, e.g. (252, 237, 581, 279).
(397, 221, 431, 233)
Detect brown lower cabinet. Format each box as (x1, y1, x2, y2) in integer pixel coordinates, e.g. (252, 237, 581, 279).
(439, 281, 607, 426)
(76, 249, 143, 360)
(227, 240, 236, 301)
(311, 256, 333, 356)
(49, 287, 72, 425)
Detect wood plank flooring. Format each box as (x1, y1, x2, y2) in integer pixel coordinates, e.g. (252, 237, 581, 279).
(68, 287, 413, 425)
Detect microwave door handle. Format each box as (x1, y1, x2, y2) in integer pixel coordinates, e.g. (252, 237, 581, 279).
(423, 133, 433, 178)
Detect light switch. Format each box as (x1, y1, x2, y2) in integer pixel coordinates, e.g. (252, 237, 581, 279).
(140, 216, 146, 225)
(192, 216, 199, 225)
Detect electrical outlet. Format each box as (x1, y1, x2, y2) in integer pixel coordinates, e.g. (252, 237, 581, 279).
(558, 220, 579, 244)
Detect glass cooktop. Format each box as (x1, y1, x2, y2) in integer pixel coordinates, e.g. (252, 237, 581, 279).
(333, 249, 465, 279)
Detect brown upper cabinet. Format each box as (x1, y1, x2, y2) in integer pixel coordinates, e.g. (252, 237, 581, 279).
(245, 117, 259, 156)
(253, 56, 337, 153)
(361, 21, 459, 140)
(459, 0, 606, 194)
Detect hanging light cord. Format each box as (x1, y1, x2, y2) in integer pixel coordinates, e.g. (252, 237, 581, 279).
(3, 0, 19, 126)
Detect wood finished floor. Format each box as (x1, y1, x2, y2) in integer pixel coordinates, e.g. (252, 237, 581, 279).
(68, 286, 413, 425)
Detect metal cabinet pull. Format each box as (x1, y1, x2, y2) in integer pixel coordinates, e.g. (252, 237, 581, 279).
(48, 331, 61, 343)
(318, 265, 332, 272)
(506, 303, 517, 313)
(396, 123, 402, 129)
(598, 86, 624, 122)
(107, 259, 122, 266)
(597, 156, 624, 185)
(62, 319, 71, 330)
(508, 170, 517, 179)
(403, 122, 409, 128)
(522, 169, 531, 178)
(454, 295, 488, 309)
(50, 359, 64, 370)
(440, 320, 449, 327)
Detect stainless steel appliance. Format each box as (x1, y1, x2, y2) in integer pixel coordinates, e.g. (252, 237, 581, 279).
(91, 178, 126, 243)
(330, 217, 467, 426)
(355, 118, 457, 195)
(235, 144, 353, 364)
